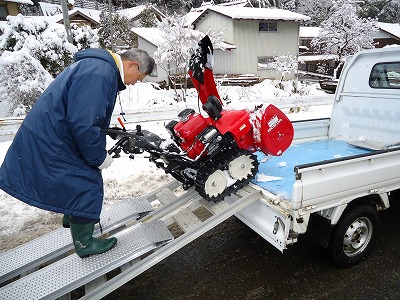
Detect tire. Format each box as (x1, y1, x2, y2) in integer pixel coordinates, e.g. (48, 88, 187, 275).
(328, 204, 379, 268)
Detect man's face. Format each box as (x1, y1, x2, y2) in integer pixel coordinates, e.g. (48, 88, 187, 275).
(124, 61, 146, 85)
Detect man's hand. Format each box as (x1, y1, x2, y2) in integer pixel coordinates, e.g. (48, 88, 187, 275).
(107, 126, 124, 140)
(98, 153, 113, 169)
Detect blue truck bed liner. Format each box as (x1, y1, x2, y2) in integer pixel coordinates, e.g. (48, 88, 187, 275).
(252, 140, 373, 200)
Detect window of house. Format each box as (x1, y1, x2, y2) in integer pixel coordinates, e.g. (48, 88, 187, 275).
(369, 62, 400, 89)
(257, 56, 274, 70)
(259, 22, 277, 32)
(0, 5, 8, 21)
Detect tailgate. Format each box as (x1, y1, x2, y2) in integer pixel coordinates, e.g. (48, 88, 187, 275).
(225, 185, 294, 252)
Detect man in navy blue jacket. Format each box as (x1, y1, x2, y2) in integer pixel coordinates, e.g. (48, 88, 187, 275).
(0, 48, 155, 258)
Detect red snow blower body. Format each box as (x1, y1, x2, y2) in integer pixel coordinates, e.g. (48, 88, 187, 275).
(106, 35, 294, 201)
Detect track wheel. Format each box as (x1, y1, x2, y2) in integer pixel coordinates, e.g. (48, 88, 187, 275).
(328, 204, 379, 268)
(204, 169, 228, 198)
(228, 153, 257, 181)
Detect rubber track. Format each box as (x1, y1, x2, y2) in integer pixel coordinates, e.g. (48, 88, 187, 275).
(195, 149, 259, 201)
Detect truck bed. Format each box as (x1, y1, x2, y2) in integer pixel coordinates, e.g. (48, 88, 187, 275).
(252, 139, 373, 200)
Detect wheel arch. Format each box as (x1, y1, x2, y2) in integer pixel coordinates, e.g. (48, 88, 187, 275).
(308, 194, 384, 248)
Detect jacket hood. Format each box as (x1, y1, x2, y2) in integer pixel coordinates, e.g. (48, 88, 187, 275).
(74, 49, 126, 91)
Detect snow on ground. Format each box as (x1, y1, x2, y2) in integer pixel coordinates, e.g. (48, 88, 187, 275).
(0, 79, 333, 253)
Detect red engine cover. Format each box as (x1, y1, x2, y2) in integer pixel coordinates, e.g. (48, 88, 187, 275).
(252, 104, 294, 156)
(215, 110, 256, 152)
(174, 113, 211, 159)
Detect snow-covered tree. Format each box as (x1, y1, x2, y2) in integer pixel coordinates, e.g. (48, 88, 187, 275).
(311, 0, 378, 78)
(153, 14, 203, 101)
(70, 23, 99, 50)
(296, 0, 335, 26)
(0, 49, 53, 116)
(268, 53, 298, 89)
(209, 32, 226, 52)
(97, 11, 137, 50)
(0, 14, 77, 77)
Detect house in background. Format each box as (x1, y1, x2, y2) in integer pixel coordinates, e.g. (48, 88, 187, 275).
(38, 2, 101, 27)
(131, 27, 165, 83)
(374, 22, 400, 48)
(0, 0, 32, 21)
(184, 0, 252, 27)
(298, 26, 337, 78)
(191, 6, 309, 79)
(298, 23, 400, 78)
(132, 27, 237, 84)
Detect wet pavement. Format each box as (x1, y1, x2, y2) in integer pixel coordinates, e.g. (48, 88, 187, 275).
(102, 192, 400, 300)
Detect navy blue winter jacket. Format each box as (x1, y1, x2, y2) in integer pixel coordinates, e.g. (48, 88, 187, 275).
(0, 49, 126, 220)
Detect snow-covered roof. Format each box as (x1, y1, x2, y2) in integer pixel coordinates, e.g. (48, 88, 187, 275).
(195, 6, 310, 23)
(39, 2, 62, 16)
(378, 22, 400, 39)
(118, 5, 165, 20)
(218, 0, 252, 7)
(38, 2, 101, 22)
(185, 0, 251, 26)
(184, 11, 202, 27)
(132, 27, 164, 47)
(299, 26, 320, 38)
(192, 0, 251, 12)
(298, 54, 338, 63)
(4, 0, 33, 4)
(299, 23, 400, 40)
(132, 27, 236, 50)
(27, 9, 100, 26)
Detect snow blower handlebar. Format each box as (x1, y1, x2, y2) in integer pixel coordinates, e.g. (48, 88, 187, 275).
(104, 125, 177, 160)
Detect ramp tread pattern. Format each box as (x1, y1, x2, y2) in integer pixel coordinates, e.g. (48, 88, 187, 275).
(0, 196, 154, 283)
(0, 220, 173, 300)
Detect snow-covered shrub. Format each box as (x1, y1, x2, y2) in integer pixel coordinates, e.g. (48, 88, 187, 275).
(0, 49, 53, 116)
(268, 53, 298, 88)
(0, 14, 77, 77)
(70, 23, 99, 50)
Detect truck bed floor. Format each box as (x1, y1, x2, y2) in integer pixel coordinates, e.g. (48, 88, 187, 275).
(252, 139, 373, 199)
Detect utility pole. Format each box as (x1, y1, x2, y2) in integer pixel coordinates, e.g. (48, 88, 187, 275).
(109, 0, 115, 52)
(61, 0, 73, 43)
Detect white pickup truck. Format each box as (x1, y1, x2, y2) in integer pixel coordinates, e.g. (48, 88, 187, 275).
(241, 46, 400, 267)
(1, 47, 399, 299)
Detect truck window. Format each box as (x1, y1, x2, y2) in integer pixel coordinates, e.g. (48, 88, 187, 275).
(369, 62, 400, 89)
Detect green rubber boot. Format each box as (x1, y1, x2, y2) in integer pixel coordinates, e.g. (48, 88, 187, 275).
(62, 214, 70, 228)
(70, 221, 117, 258)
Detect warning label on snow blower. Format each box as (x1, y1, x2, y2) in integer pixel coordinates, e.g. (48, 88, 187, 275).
(267, 115, 282, 132)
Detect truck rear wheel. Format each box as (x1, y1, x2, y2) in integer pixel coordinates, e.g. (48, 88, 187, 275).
(328, 204, 379, 268)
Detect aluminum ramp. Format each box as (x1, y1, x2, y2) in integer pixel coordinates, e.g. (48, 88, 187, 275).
(82, 186, 263, 299)
(0, 221, 173, 300)
(0, 180, 180, 284)
(0, 184, 262, 299)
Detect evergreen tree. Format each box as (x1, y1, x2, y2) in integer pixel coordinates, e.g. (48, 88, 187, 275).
(140, 7, 158, 27)
(98, 11, 138, 49)
(358, 0, 400, 23)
